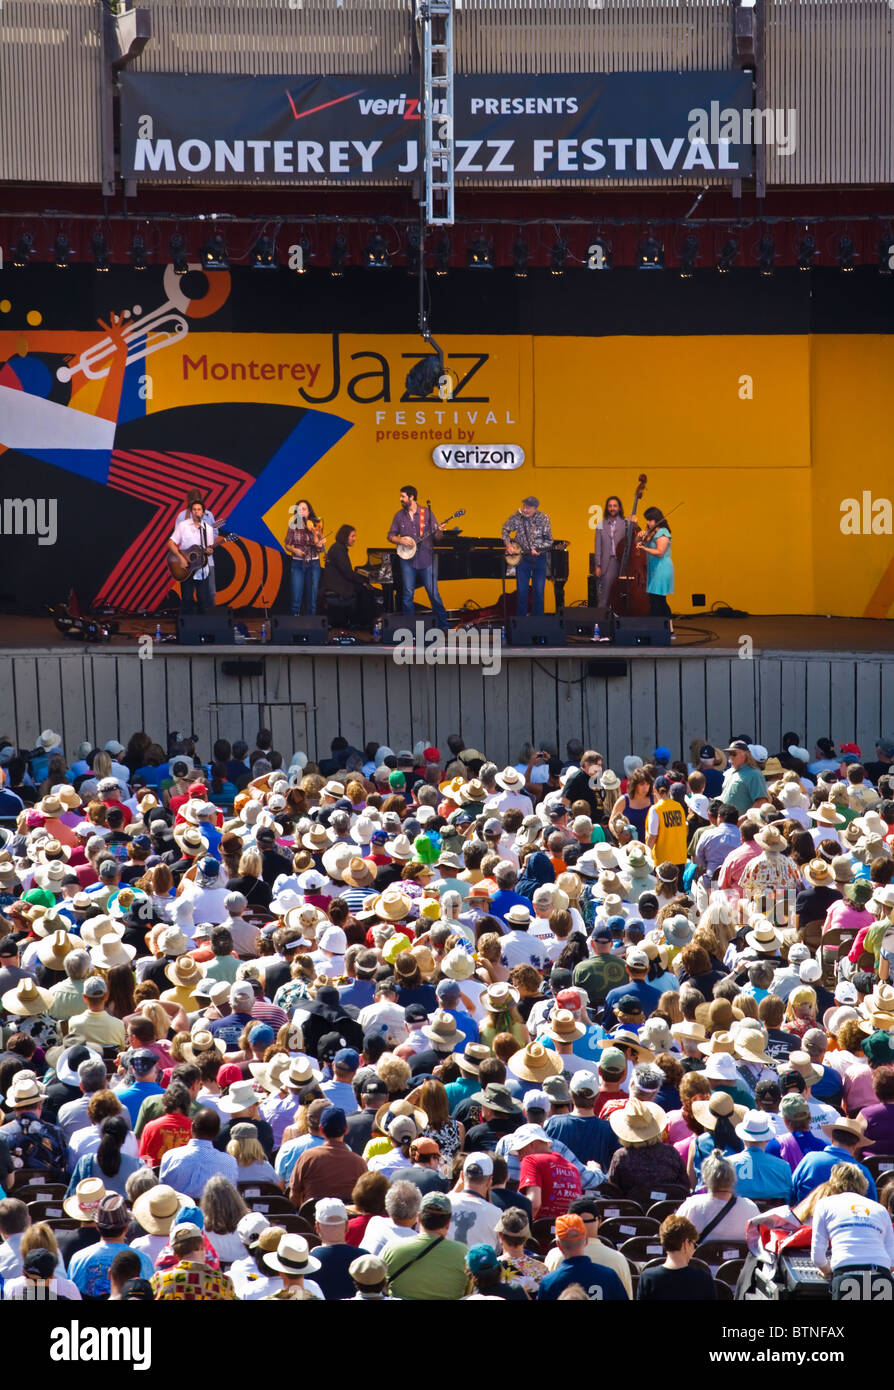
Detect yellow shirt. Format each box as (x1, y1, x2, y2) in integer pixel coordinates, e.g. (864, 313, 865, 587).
(648, 798, 688, 866)
(67, 1008, 127, 1049)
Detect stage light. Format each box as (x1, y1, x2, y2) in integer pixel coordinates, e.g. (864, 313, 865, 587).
(678, 234, 699, 277)
(251, 236, 278, 269)
(54, 233, 72, 269)
(130, 233, 148, 271)
(837, 235, 856, 272)
(512, 237, 529, 277)
(550, 238, 568, 275)
(717, 238, 739, 273)
(878, 225, 893, 275)
(91, 233, 109, 272)
(12, 233, 33, 267)
(405, 352, 444, 398)
(330, 234, 348, 276)
(468, 237, 494, 269)
(201, 234, 229, 270)
(169, 233, 188, 275)
(797, 233, 817, 270)
(758, 235, 775, 276)
(637, 235, 663, 269)
(586, 237, 611, 270)
(434, 236, 451, 276)
(365, 233, 390, 268)
(405, 225, 421, 275)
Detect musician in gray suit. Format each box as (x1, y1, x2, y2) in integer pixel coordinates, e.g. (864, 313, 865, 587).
(593, 496, 637, 608)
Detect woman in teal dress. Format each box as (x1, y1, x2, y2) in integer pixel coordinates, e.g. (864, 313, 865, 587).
(638, 506, 674, 634)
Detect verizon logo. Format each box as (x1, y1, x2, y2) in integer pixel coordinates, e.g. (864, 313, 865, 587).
(357, 94, 421, 119)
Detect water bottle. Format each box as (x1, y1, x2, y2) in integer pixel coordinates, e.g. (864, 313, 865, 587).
(593, 622, 600, 641)
(260, 620, 268, 644)
(373, 617, 383, 644)
(500, 624, 506, 644)
(154, 622, 162, 643)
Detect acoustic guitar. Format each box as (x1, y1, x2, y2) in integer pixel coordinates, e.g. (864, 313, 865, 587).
(167, 524, 237, 582)
(394, 509, 466, 561)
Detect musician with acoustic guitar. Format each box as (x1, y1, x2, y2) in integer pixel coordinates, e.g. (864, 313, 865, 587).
(167, 499, 218, 614)
(284, 497, 326, 616)
(501, 495, 553, 617)
(387, 484, 449, 631)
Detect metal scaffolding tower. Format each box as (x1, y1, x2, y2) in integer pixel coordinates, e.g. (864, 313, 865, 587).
(416, 0, 455, 226)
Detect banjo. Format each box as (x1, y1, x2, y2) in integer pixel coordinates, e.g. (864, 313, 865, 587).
(394, 509, 465, 561)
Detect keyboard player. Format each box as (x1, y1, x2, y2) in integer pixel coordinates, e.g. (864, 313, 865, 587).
(321, 524, 382, 629)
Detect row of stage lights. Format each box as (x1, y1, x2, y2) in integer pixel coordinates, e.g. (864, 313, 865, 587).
(7, 225, 894, 275)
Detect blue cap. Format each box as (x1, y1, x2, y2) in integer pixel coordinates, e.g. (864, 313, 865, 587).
(199, 856, 220, 877)
(467, 1243, 499, 1273)
(319, 1105, 347, 1137)
(606, 915, 627, 934)
(371, 829, 387, 844)
(130, 834, 151, 850)
(653, 747, 672, 762)
(590, 923, 613, 943)
(333, 1047, 360, 1070)
(248, 1023, 275, 1047)
(177, 1202, 204, 1230)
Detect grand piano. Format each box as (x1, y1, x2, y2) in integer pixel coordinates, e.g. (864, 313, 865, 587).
(356, 535, 569, 613)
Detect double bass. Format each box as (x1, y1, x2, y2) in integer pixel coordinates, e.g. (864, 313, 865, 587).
(609, 472, 649, 617)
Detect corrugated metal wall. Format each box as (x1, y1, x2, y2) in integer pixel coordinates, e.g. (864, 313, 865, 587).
(2, 0, 893, 186)
(4, 647, 893, 771)
(0, 0, 102, 184)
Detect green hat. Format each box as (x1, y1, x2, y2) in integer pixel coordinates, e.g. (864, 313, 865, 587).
(863, 1030, 894, 1067)
(388, 770, 406, 790)
(844, 878, 874, 906)
(413, 834, 439, 866)
(598, 1046, 627, 1076)
(23, 888, 55, 909)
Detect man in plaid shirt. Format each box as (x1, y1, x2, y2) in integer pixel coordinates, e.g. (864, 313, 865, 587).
(501, 496, 553, 617)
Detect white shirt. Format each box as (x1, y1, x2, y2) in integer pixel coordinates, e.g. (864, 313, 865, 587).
(362, 1216, 418, 1257)
(180, 884, 230, 925)
(809, 826, 844, 850)
(357, 1000, 409, 1044)
(130, 1232, 168, 1265)
(228, 1255, 285, 1301)
(499, 930, 550, 971)
(811, 1192, 894, 1272)
(447, 1190, 502, 1251)
(68, 1123, 140, 1162)
(486, 790, 534, 818)
(3, 1274, 81, 1301)
(170, 517, 215, 580)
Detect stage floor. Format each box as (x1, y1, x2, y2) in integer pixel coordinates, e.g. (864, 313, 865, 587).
(0, 612, 891, 657)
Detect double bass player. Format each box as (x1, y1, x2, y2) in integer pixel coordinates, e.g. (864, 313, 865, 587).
(593, 495, 637, 608)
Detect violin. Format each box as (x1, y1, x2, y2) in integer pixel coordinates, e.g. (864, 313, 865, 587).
(609, 473, 650, 617)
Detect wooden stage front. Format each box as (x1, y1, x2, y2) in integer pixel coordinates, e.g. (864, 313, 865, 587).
(1, 614, 891, 771)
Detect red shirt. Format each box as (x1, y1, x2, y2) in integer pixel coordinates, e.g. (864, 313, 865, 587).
(593, 1089, 626, 1118)
(138, 1112, 193, 1164)
(103, 798, 133, 826)
(519, 1151, 582, 1220)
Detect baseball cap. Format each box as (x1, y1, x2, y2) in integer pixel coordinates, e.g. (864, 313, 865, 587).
(333, 1048, 360, 1070)
(248, 1023, 275, 1048)
(509, 1123, 550, 1151)
(130, 1049, 158, 1077)
(436, 978, 461, 999)
(23, 1248, 57, 1279)
(404, 1003, 428, 1024)
(555, 1213, 587, 1240)
(542, 1075, 571, 1105)
(171, 1221, 203, 1246)
(463, 1151, 494, 1178)
(523, 1089, 550, 1115)
(315, 1197, 349, 1224)
(724, 740, 751, 754)
(467, 1243, 499, 1273)
(420, 1191, 452, 1215)
(236, 1212, 269, 1247)
(410, 1137, 441, 1157)
(590, 922, 614, 944)
(863, 1031, 894, 1067)
(319, 1105, 347, 1137)
(361, 1076, 389, 1098)
(522, 495, 539, 508)
(598, 1046, 627, 1076)
(699, 744, 716, 761)
(653, 747, 671, 762)
(625, 948, 649, 970)
(569, 1070, 598, 1096)
(230, 982, 255, 1010)
(83, 977, 107, 1000)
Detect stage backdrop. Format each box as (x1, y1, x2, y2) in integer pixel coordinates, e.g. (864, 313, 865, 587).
(0, 263, 892, 620)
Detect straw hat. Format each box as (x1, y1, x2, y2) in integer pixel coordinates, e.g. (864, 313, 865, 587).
(132, 1184, 188, 1236)
(744, 920, 783, 953)
(495, 766, 526, 791)
(697, 1029, 738, 1057)
(441, 946, 476, 981)
(459, 780, 486, 804)
(262, 1233, 321, 1278)
(375, 888, 413, 922)
(597, 1029, 655, 1063)
(733, 1029, 775, 1066)
(182, 1029, 226, 1066)
(543, 1009, 587, 1044)
(482, 982, 520, 1013)
(35, 928, 79, 971)
(374, 1097, 428, 1134)
(2, 1070, 47, 1107)
(755, 824, 788, 852)
(342, 857, 377, 888)
(692, 1091, 748, 1131)
(173, 825, 209, 857)
(507, 1041, 563, 1083)
(670, 1021, 707, 1044)
(63, 1177, 109, 1222)
(803, 858, 834, 888)
(809, 803, 846, 828)
(608, 1097, 666, 1145)
(301, 825, 330, 853)
(438, 776, 466, 803)
(164, 954, 205, 990)
(820, 1114, 868, 1148)
(421, 1011, 465, 1050)
(1, 978, 54, 1016)
(90, 936, 137, 971)
(694, 1000, 743, 1033)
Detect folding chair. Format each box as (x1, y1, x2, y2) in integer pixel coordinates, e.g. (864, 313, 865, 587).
(626, 1183, 689, 1210)
(298, 1198, 318, 1223)
(589, 1198, 643, 1221)
(531, 1218, 557, 1259)
(274, 1213, 315, 1235)
(28, 1198, 69, 1222)
(245, 1194, 295, 1217)
(696, 1239, 749, 1274)
(864, 1154, 894, 1183)
(619, 1235, 666, 1270)
(238, 1181, 284, 1199)
(17, 1181, 67, 1203)
(715, 1278, 734, 1300)
(599, 1215, 660, 1246)
(716, 1257, 746, 1288)
(646, 1199, 684, 1223)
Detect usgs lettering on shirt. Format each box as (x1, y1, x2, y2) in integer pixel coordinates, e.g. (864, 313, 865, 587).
(50, 1322, 152, 1372)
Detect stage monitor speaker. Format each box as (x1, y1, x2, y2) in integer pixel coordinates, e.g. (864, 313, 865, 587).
(220, 660, 265, 678)
(509, 614, 565, 647)
(380, 611, 442, 642)
(586, 660, 629, 679)
(177, 613, 234, 645)
(561, 607, 614, 641)
(271, 615, 329, 645)
(587, 576, 600, 607)
(613, 615, 672, 647)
